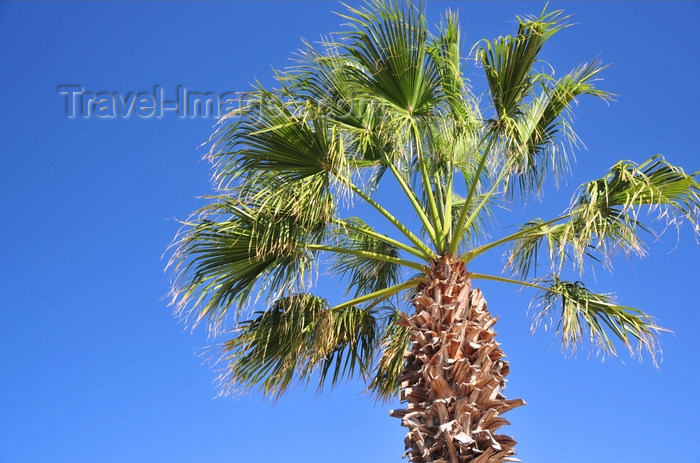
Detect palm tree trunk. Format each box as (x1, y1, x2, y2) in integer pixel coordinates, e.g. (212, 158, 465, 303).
(391, 256, 525, 463)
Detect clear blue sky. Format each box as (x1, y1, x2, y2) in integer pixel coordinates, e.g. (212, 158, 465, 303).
(1, 2, 698, 463)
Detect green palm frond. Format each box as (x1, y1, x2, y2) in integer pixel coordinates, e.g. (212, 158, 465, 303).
(522, 59, 612, 158)
(427, 116, 480, 182)
(507, 155, 699, 276)
(510, 59, 613, 193)
(218, 294, 380, 397)
(168, 197, 323, 328)
(427, 9, 479, 130)
(478, 7, 591, 200)
(580, 155, 698, 223)
(532, 277, 667, 364)
(289, 38, 357, 111)
(339, 0, 440, 117)
(505, 217, 602, 279)
(480, 7, 569, 125)
(210, 84, 349, 189)
(564, 155, 698, 266)
(289, 39, 393, 171)
(419, 119, 467, 244)
(448, 8, 580, 254)
(506, 218, 555, 279)
(319, 303, 381, 387)
(335, 0, 452, 249)
(228, 175, 335, 254)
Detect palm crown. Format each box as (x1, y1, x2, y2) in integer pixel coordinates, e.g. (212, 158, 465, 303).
(168, 1, 698, 460)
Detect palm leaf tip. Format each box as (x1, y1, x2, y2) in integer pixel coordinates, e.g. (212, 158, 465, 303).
(533, 277, 668, 366)
(166, 197, 325, 331)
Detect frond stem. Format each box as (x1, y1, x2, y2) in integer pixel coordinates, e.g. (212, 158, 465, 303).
(332, 219, 431, 260)
(330, 278, 424, 311)
(307, 244, 426, 272)
(458, 164, 511, 245)
(448, 134, 496, 255)
(412, 120, 445, 252)
(460, 214, 569, 262)
(381, 147, 440, 250)
(469, 272, 548, 292)
(340, 177, 436, 259)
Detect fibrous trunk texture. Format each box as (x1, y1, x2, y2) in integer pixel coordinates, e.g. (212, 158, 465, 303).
(391, 256, 525, 463)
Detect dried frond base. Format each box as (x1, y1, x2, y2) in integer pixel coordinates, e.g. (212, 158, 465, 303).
(391, 256, 525, 463)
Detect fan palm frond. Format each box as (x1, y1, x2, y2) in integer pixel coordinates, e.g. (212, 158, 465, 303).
(339, 0, 441, 118)
(506, 155, 699, 276)
(168, 200, 320, 329)
(480, 7, 569, 126)
(210, 83, 348, 189)
(509, 59, 613, 193)
(218, 294, 381, 397)
(427, 9, 479, 130)
(533, 277, 667, 364)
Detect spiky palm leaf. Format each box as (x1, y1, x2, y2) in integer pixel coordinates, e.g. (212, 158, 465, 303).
(532, 277, 666, 364)
(218, 294, 379, 396)
(506, 154, 699, 277)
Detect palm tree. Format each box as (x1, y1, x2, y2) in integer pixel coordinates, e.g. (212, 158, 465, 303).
(168, 2, 699, 462)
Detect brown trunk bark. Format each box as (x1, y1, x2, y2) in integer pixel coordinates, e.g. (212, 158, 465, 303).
(391, 256, 525, 463)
